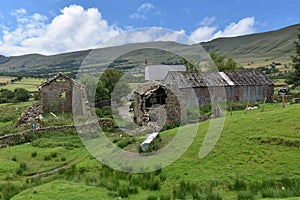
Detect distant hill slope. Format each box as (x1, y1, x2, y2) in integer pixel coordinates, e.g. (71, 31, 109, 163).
(201, 23, 300, 64)
(0, 24, 299, 77)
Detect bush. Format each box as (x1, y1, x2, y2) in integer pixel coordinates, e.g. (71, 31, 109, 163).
(50, 152, 57, 158)
(44, 155, 51, 161)
(11, 156, 17, 162)
(117, 138, 136, 148)
(31, 151, 37, 157)
(19, 162, 27, 171)
(95, 106, 113, 118)
(14, 88, 31, 102)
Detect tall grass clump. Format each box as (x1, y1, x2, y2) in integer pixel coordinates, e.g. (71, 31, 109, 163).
(0, 182, 22, 200)
(172, 180, 222, 200)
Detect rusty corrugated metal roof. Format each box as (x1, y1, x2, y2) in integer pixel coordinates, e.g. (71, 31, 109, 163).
(225, 70, 274, 86)
(165, 70, 273, 88)
(166, 71, 228, 88)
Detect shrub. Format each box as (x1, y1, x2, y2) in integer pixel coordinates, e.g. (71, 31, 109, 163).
(50, 152, 57, 158)
(11, 156, 17, 162)
(19, 162, 27, 171)
(44, 155, 51, 161)
(31, 151, 37, 157)
(116, 138, 136, 148)
(15, 168, 23, 176)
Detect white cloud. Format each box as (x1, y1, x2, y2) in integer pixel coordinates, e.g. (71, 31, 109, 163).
(138, 3, 155, 12)
(213, 17, 255, 38)
(199, 16, 216, 26)
(0, 5, 121, 55)
(0, 6, 257, 56)
(130, 13, 145, 20)
(130, 2, 157, 20)
(190, 26, 217, 42)
(189, 17, 256, 43)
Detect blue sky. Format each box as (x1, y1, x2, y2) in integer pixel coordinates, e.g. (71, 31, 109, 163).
(0, 0, 299, 56)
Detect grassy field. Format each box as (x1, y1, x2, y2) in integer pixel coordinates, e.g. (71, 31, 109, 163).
(0, 77, 44, 92)
(0, 102, 299, 199)
(0, 76, 16, 84)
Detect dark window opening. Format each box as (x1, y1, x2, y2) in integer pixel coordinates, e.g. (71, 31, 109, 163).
(145, 87, 167, 108)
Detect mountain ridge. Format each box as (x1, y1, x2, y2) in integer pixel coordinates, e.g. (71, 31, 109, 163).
(0, 23, 299, 77)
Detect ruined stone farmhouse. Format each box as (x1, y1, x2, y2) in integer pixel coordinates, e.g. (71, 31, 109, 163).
(164, 69, 274, 106)
(39, 73, 89, 115)
(134, 69, 274, 124)
(133, 81, 185, 126)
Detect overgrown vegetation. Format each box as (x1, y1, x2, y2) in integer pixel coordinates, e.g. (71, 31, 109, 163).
(0, 88, 31, 104)
(286, 29, 300, 88)
(1, 98, 300, 199)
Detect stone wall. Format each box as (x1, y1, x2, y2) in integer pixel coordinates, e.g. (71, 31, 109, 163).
(0, 118, 115, 148)
(0, 125, 76, 148)
(17, 102, 42, 127)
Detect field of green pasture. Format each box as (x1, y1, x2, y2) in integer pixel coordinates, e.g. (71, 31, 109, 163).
(0, 102, 299, 199)
(0, 77, 44, 92)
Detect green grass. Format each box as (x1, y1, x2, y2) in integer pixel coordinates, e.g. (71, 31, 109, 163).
(0, 77, 44, 92)
(11, 180, 112, 200)
(0, 102, 300, 199)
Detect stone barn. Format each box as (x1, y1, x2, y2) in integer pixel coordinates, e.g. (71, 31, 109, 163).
(39, 73, 89, 115)
(164, 69, 274, 106)
(134, 81, 185, 126)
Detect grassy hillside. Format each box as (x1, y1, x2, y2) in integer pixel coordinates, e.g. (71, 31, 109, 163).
(0, 102, 299, 199)
(0, 23, 299, 77)
(201, 24, 300, 65)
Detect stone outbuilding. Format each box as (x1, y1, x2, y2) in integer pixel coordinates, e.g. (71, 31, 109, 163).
(38, 73, 89, 115)
(133, 81, 185, 127)
(164, 69, 274, 106)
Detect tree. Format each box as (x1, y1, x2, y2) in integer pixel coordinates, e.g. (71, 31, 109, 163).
(182, 57, 198, 72)
(95, 69, 130, 103)
(286, 30, 300, 88)
(14, 88, 31, 102)
(209, 51, 239, 71)
(0, 89, 15, 103)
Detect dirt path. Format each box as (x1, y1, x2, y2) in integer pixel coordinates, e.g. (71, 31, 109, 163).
(117, 102, 133, 123)
(26, 159, 77, 178)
